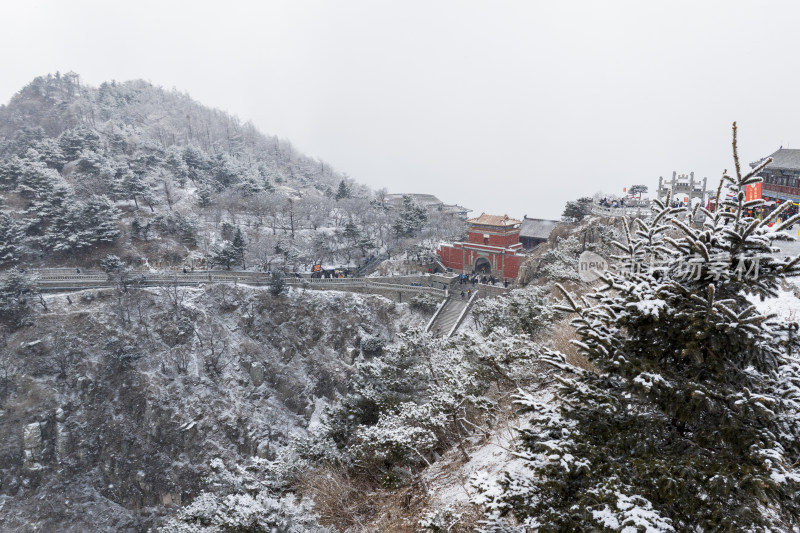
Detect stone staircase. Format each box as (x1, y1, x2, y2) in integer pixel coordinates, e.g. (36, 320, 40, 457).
(428, 296, 470, 337)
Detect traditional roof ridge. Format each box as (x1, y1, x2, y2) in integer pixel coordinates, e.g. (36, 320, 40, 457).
(467, 212, 522, 227)
(519, 217, 559, 239)
(763, 148, 800, 171)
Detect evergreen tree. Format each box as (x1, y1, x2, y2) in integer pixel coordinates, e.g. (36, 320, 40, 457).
(24, 180, 73, 237)
(210, 153, 240, 188)
(231, 227, 247, 269)
(0, 155, 27, 190)
(32, 138, 68, 171)
(100, 254, 130, 285)
(269, 271, 286, 296)
(130, 215, 149, 241)
(82, 194, 121, 245)
(343, 219, 360, 242)
(44, 202, 87, 253)
(0, 214, 23, 266)
(479, 124, 800, 531)
(43, 195, 119, 253)
(182, 145, 210, 183)
(196, 184, 213, 208)
(472, 285, 557, 337)
(100, 254, 126, 273)
(335, 179, 351, 200)
(392, 195, 428, 237)
(16, 158, 60, 199)
(210, 241, 237, 270)
(164, 146, 190, 186)
(119, 169, 149, 209)
(561, 196, 593, 221)
(0, 271, 39, 331)
(58, 127, 102, 160)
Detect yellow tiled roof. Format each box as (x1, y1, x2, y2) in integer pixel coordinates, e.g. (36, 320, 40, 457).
(467, 213, 522, 227)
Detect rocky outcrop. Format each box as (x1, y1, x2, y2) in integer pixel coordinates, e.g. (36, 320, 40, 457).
(22, 422, 43, 471)
(0, 285, 420, 531)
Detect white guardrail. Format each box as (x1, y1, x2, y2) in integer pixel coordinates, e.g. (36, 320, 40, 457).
(591, 205, 651, 218)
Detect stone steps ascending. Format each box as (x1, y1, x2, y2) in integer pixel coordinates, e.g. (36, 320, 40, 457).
(429, 296, 470, 337)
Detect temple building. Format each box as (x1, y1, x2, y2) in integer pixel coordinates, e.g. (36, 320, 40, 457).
(519, 216, 559, 249)
(436, 213, 525, 278)
(755, 148, 800, 202)
(384, 193, 471, 219)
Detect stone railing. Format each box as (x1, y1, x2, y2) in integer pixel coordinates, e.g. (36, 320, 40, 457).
(591, 203, 652, 219)
(25, 269, 455, 298)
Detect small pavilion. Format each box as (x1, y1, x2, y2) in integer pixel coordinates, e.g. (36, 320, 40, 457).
(436, 213, 525, 278)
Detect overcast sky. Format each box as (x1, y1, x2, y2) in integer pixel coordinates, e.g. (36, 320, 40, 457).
(3, 1, 800, 219)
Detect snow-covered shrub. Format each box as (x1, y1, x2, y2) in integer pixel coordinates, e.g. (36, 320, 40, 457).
(359, 335, 386, 357)
(160, 455, 334, 532)
(536, 235, 583, 281)
(159, 491, 333, 532)
(418, 506, 463, 532)
(471, 286, 557, 338)
(409, 293, 440, 314)
(306, 329, 492, 478)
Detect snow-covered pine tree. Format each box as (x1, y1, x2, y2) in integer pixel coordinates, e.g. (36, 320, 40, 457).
(0, 155, 27, 190)
(42, 194, 120, 254)
(0, 213, 23, 266)
(57, 126, 102, 160)
(196, 184, 213, 208)
(0, 271, 39, 331)
(392, 195, 428, 238)
(82, 194, 121, 245)
(16, 156, 60, 199)
(118, 169, 149, 210)
(335, 179, 350, 200)
(561, 196, 592, 222)
(210, 240, 237, 270)
(232, 227, 247, 269)
(478, 124, 800, 531)
(268, 271, 286, 296)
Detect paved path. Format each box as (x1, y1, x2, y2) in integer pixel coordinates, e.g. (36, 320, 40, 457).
(427, 296, 471, 338)
(26, 268, 453, 297)
(25, 268, 511, 337)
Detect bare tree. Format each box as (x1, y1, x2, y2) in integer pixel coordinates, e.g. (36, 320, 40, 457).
(195, 321, 229, 375)
(169, 345, 191, 374)
(159, 278, 186, 318)
(162, 174, 174, 211)
(50, 326, 80, 379)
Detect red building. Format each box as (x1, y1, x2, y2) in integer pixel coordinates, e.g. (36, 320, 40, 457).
(756, 148, 800, 202)
(437, 213, 525, 278)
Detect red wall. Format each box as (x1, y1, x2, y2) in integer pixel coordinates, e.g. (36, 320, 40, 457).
(437, 244, 523, 279)
(438, 245, 465, 271)
(467, 229, 520, 248)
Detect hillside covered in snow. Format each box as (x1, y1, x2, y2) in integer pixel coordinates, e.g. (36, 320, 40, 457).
(0, 72, 466, 274)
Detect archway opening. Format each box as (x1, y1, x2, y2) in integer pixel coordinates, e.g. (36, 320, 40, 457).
(474, 257, 491, 275)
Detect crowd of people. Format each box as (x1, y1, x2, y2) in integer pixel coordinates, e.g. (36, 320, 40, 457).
(457, 272, 510, 288)
(598, 197, 626, 208)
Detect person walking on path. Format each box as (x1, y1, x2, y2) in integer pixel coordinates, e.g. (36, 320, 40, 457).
(460, 290, 465, 300)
